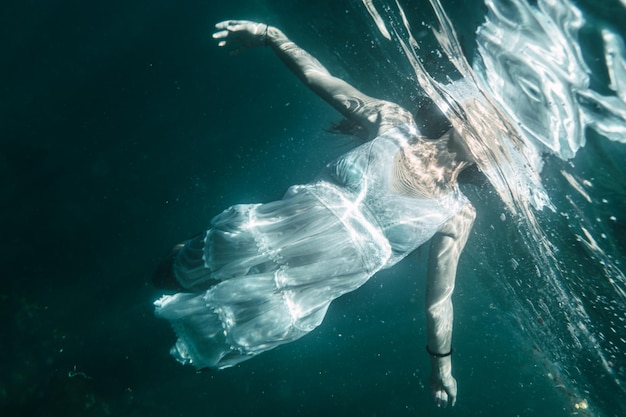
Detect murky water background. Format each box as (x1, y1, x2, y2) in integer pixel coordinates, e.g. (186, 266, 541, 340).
(2, 0, 624, 416)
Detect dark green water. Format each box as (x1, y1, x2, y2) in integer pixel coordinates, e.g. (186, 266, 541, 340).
(1, 1, 624, 416)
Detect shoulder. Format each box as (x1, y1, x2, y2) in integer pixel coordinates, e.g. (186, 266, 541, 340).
(437, 201, 476, 239)
(361, 100, 415, 138)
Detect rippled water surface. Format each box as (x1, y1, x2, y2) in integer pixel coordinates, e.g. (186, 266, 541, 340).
(363, 0, 625, 414)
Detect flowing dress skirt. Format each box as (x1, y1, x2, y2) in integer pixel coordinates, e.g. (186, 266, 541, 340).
(154, 184, 392, 369)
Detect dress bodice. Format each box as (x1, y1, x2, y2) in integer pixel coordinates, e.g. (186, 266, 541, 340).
(312, 124, 468, 267)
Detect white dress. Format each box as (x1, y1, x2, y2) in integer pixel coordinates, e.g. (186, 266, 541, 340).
(154, 123, 469, 369)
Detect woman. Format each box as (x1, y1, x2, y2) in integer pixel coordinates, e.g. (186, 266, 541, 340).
(154, 20, 475, 408)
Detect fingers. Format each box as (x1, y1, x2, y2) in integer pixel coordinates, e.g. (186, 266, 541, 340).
(447, 387, 457, 407)
(212, 35, 235, 49)
(443, 377, 457, 407)
(212, 20, 244, 45)
(214, 20, 248, 31)
(431, 382, 457, 407)
(212, 20, 265, 50)
(212, 24, 243, 49)
(212, 29, 229, 41)
(213, 20, 260, 37)
(434, 388, 449, 408)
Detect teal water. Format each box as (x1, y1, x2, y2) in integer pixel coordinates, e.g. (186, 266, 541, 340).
(1, 1, 624, 416)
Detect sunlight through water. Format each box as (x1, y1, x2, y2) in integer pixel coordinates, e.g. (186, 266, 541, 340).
(361, 0, 626, 415)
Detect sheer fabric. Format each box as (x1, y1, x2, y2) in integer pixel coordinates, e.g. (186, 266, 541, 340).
(155, 124, 468, 369)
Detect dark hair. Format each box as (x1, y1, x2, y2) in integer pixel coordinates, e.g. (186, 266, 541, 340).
(413, 98, 451, 139)
(326, 97, 453, 142)
(326, 100, 487, 189)
(325, 118, 370, 142)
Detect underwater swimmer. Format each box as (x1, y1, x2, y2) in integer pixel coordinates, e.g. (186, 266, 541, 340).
(154, 20, 476, 408)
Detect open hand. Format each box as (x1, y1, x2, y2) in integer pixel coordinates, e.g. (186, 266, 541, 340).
(212, 20, 268, 53)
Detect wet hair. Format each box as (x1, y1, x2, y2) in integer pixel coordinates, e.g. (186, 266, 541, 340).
(326, 98, 488, 188)
(413, 98, 452, 139)
(326, 97, 452, 142)
(325, 118, 370, 142)
(457, 163, 489, 187)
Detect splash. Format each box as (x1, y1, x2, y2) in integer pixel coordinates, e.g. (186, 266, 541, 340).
(362, 0, 626, 414)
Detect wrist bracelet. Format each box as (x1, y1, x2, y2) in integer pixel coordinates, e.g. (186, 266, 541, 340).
(426, 345, 453, 358)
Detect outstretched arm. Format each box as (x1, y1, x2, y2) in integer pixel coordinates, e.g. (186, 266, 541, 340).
(212, 20, 413, 137)
(425, 202, 475, 407)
